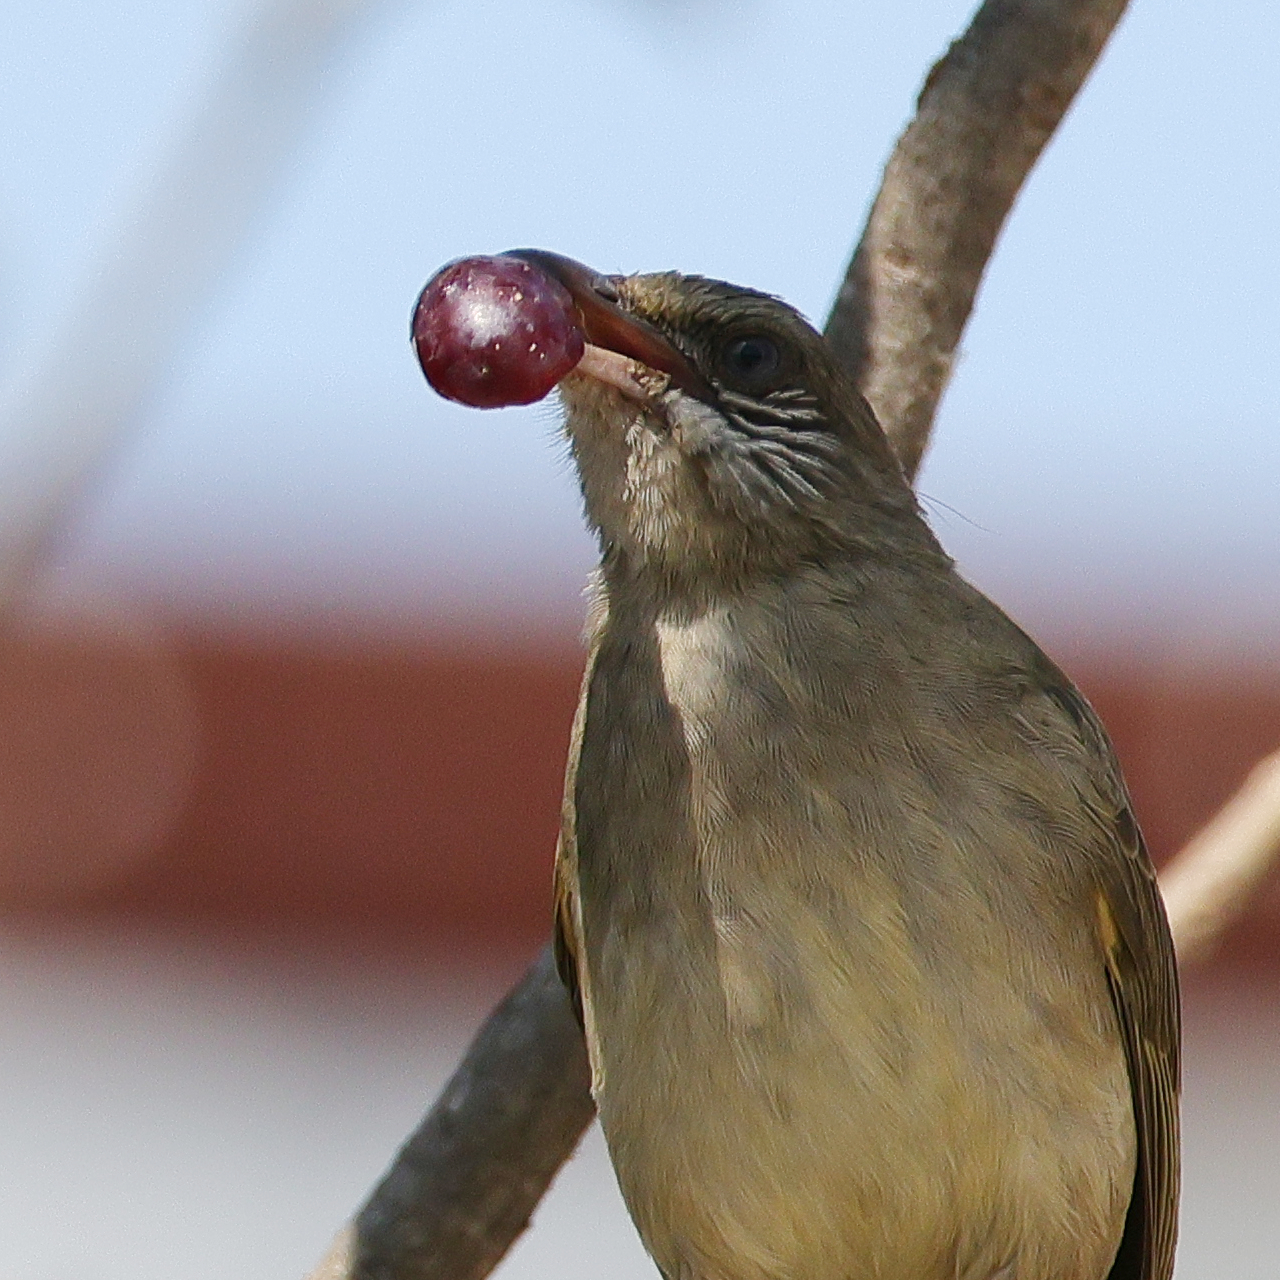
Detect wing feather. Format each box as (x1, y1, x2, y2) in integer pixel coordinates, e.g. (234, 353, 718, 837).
(1040, 674, 1181, 1280)
(552, 639, 601, 1031)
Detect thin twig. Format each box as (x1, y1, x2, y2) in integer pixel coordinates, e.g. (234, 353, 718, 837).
(305, 3, 1146, 1278)
(0, 0, 386, 611)
(1159, 750, 1280, 968)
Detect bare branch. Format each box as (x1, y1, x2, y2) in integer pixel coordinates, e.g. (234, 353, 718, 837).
(1159, 749, 1280, 968)
(825, 0, 1130, 479)
(343, 944, 594, 1280)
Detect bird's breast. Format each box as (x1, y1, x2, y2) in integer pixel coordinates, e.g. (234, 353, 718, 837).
(570, 598, 1134, 1280)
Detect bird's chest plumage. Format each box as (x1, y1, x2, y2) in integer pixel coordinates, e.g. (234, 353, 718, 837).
(570, 599, 1134, 1280)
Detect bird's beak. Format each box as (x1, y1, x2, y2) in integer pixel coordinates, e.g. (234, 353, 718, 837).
(504, 249, 716, 403)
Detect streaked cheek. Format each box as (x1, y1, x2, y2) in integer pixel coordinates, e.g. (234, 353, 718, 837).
(667, 394, 728, 456)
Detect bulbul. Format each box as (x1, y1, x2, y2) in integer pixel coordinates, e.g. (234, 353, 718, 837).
(519, 251, 1179, 1280)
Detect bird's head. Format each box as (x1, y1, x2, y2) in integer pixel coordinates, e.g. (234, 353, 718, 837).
(508, 251, 936, 605)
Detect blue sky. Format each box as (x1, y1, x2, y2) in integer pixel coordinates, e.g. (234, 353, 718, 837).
(1, 0, 1276, 650)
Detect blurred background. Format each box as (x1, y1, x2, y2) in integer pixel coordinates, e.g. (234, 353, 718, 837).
(0, 0, 1276, 1276)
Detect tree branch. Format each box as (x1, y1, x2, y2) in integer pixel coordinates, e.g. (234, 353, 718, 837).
(341, 944, 594, 1280)
(825, 0, 1130, 479)
(1159, 749, 1280, 968)
(299, 4, 1280, 1279)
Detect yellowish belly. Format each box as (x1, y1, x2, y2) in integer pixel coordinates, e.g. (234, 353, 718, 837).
(580, 886, 1135, 1280)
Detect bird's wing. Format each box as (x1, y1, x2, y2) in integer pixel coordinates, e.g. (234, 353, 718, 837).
(553, 839, 583, 1029)
(1038, 674, 1181, 1280)
(552, 642, 600, 1031)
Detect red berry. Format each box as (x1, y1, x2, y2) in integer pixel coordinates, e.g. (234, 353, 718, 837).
(412, 255, 585, 408)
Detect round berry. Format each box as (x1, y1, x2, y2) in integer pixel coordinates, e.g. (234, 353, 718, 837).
(411, 255, 585, 408)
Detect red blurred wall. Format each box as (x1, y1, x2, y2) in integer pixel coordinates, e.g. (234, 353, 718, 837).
(3, 621, 1278, 966)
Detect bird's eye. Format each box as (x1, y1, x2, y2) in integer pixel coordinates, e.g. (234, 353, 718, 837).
(719, 335, 781, 386)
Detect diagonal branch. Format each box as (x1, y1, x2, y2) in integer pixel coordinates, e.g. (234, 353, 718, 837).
(304, 2, 1152, 1278)
(354, 945, 593, 1280)
(1159, 749, 1280, 968)
(306, 947, 591, 1280)
(826, 0, 1130, 479)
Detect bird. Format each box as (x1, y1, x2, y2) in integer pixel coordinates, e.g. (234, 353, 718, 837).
(514, 250, 1180, 1280)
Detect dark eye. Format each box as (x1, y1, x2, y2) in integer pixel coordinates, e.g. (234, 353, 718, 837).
(720, 335, 781, 386)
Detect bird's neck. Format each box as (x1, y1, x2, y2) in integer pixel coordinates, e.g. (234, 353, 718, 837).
(594, 508, 950, 631)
